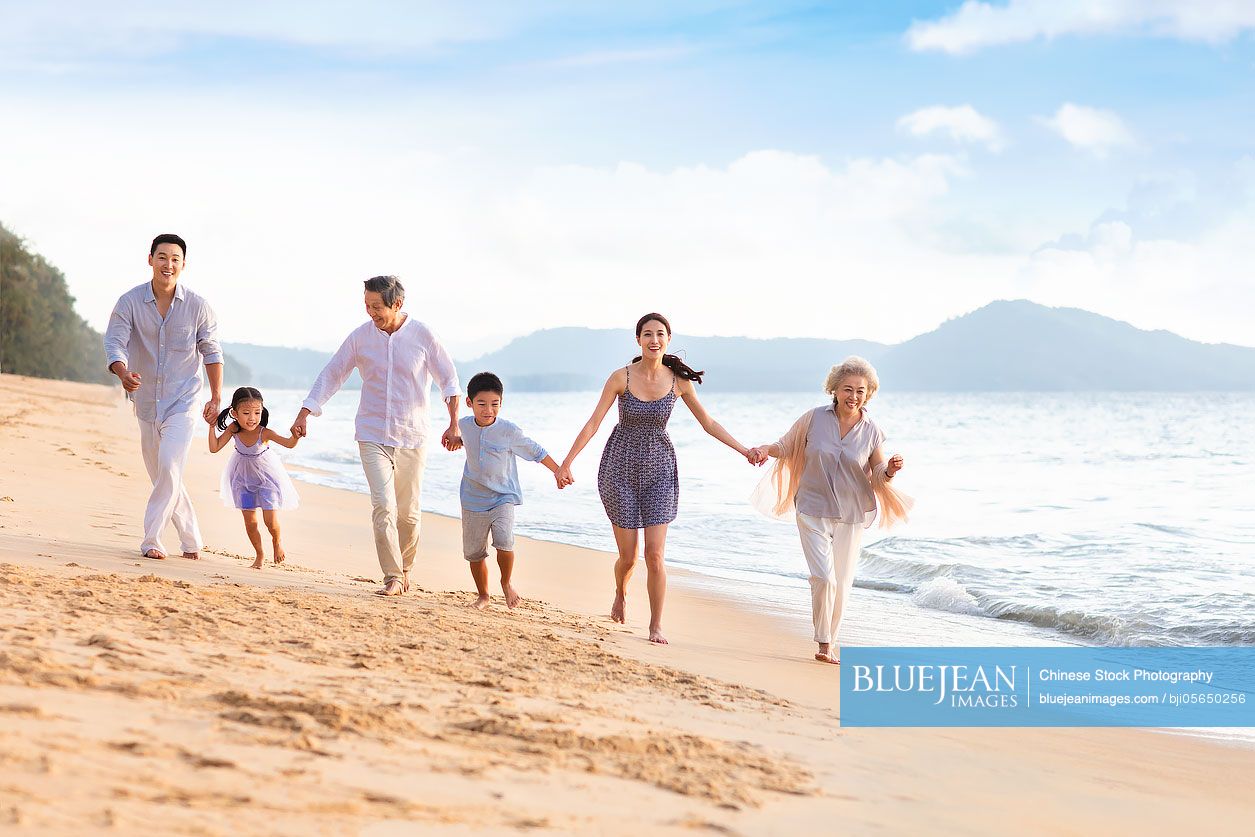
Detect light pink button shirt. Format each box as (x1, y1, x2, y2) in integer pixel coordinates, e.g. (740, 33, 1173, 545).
(302, 314, 460, 449)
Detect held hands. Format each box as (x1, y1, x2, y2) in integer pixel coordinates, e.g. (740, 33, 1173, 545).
(554, 464, 575, 490)
(746, 446, 770, 466)
(202, 397, 220, 424)
(290, 412, 308, 440)
(441, 424, 463, 452)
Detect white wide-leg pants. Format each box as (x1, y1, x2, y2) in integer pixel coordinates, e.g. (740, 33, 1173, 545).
(796, 512, 864, 645)
(137, 411, 203, 556)
(358, 442, 427, 582)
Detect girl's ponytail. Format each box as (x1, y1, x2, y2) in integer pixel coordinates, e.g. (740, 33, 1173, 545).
(260, 406, 270, 428)
(215, 407, 235, 432)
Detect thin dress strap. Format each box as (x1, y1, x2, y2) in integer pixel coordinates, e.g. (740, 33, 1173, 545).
(625, 365, 630, 392)
(670, 371, 677, 396)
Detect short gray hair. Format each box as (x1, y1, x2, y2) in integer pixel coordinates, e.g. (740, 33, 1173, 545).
(824, 356, 880, 402)
(364, 275, 405, 307)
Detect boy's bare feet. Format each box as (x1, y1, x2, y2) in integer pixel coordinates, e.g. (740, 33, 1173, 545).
(471, 593, 490, 610)
(182, 552, 199, 560)
(648, 628, 669, 645)
(610, 593, 626, 623)
(502, 583, 521, 609)
(144, 549, 166, 560)
(250, 555, 264, 570)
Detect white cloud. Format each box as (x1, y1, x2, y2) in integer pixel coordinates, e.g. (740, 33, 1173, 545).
(1020, 161, 1255, 346)
(907, 0, 1255, 54)
(896, 105, 1005, 151)
(1040, 103, 1135, 157)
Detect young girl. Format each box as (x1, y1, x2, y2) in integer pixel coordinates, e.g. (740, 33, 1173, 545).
(209, 386, 301, 569)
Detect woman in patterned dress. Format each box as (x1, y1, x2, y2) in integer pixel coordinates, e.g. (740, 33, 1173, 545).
(556, 313, 762, 644)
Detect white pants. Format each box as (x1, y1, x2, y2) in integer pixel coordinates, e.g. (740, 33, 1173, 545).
(796, 512, 864, 645)
(359, 442, 427, 582)
(137, 411, 203, 556)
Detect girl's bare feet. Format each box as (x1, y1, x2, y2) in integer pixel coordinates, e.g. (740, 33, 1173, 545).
(182, 551, 199, 560)
(250, 554, 264, 570)
(273, 547, 285, 565)
(815, 643, 839, 665)
(471, 594, 490, 610)
(144, 549, 166, 560)
(648, 628, 669, 645)
(610, 593, 626, 623)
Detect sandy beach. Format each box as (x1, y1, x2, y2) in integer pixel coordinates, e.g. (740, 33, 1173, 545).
(1, 372, 1253, 835)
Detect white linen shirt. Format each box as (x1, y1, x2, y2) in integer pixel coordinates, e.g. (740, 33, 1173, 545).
(794, 405, 886, 528)
(103, 281, 223, 423)
(301, 314, 460, 449)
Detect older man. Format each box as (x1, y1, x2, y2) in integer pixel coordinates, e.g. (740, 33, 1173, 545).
(104, 233, 223, 560)
(292, 275, 461, 596)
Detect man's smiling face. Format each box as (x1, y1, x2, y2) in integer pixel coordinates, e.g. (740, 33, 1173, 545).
(149, 242, 184, 285)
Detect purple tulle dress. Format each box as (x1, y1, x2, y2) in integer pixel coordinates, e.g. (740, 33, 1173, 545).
(220, 432, 299, 511)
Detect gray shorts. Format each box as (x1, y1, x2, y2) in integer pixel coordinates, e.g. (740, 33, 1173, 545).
(461, 504, 516, 561)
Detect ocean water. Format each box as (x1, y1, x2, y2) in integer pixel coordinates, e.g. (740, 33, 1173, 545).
(255, 389, 1255, 650)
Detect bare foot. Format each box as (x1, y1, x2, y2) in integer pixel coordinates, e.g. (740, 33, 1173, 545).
(273, 549, 285, 566)
(610, 593, 626, 624)
(815, 644, 839, 665)
(648, 628, 669, 645)
(182, 551, 199, 560)
(144, 549, 166, 560)
(471, 593, 490, 610)
(250, 555, 264, 570)
(502, 583, 521, 609)
(402, 571, 410, 592)
(375, 579, 404, 597)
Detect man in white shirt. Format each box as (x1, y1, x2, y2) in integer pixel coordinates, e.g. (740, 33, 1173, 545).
(104, 233, 223, 560)
(291, 276, 461, 596)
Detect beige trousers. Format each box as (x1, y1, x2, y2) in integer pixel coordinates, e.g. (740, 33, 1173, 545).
(796, 512, 864, 645)
(358, 441, 427, 582)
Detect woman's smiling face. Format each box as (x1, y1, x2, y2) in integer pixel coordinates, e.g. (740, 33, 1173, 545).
(637, 319, 670, 358)
(835, 375, 868, 413)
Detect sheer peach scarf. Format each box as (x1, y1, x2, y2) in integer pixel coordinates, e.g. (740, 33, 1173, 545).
(749, 406, 913, 528)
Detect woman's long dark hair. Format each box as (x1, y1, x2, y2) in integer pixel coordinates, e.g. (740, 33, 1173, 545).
(216, 386, 270, 431)
(632, 312, 704, 384)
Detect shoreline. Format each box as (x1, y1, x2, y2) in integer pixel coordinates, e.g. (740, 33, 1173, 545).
(2, 372, 1254, 833)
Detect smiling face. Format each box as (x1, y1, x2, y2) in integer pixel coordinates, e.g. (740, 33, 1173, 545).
(232, 399, 264, 432)
(467, 390, 502, 426)
(834, 375, 868, 414)
(365, 290, 403, 332)
(636, 319, 671, 359)
(148, 242, 184, 286)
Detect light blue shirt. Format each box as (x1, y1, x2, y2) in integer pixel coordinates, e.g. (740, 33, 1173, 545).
(459, 416, 547, 512)
(103, 282, 222, 423)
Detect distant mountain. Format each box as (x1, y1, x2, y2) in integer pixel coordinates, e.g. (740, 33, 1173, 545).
(458, 328, 884, 392)
(223, 342, 359, 391)
(222, 301, 1255, 394)
(877, 300, 1255, 390)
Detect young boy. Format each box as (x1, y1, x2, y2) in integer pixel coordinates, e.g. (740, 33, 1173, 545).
(458, 372, 561, 609)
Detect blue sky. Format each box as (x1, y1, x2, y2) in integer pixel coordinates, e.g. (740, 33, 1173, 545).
(1, 1, 1253, 355)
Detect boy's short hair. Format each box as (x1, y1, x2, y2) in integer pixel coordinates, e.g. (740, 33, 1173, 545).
(467, 372, 504, 400)
(150, 233, 187, 258)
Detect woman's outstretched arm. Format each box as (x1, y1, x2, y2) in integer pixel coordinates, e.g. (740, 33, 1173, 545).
(556, 370, 626, 482)
(676, 378, 756, 461)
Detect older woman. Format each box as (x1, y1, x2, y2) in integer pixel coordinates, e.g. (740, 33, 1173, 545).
(749, 356, 911, 665)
